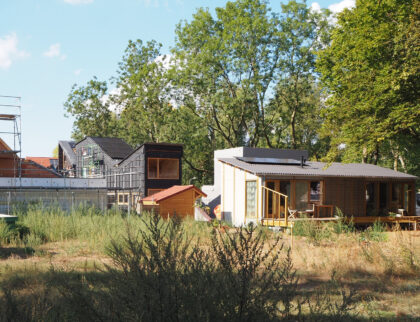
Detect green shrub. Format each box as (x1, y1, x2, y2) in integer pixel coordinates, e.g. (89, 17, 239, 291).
(359, 221, 387, 242)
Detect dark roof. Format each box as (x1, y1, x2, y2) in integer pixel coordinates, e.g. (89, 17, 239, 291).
(218, 157, 417, 180)
(78, 137, 133, 160)
(58, 140, 76, 165)
(118, 142, 183, 166)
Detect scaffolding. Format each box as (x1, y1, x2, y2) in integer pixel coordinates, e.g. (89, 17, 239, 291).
(0, 95, 22, 179)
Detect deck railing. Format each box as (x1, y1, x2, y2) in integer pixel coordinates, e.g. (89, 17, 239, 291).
(261, 186, 288, 227)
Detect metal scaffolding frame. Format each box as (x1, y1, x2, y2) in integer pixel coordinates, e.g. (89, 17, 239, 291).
(0, 95, 22, 179)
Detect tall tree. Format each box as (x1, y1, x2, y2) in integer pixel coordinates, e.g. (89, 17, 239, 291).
(64, 78, 118, 141)
(114, 40, 175, 145)
(173, 0, 283, 148)
(317, 0, 420, 173)
(268, 1, 330, 149)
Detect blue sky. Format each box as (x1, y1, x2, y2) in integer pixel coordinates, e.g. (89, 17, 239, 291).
(0, 0, 353, 157)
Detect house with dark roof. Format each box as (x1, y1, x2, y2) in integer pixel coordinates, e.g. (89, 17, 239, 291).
(109, 142, 183, 211)
(74, 137, 133, 178)
(71, 137, 184, 211)
(202, 147, 418, 228)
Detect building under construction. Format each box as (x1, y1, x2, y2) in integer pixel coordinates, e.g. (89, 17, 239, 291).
(0, 95, 107, 213)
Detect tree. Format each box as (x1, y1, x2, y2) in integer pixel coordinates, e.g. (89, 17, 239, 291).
(317, 0, 420, 173)
(114, 40, 175, 145)
(64, 77, 119, 141)
(173, 0, 284, 148)
(267, 1, 330, 150)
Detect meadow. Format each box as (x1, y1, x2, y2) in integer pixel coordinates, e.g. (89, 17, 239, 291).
(0, 205, 419, 321)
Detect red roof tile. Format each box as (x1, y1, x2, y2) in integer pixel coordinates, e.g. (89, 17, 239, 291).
(142, 185, 206, 203)
(26, 157, 57, 168)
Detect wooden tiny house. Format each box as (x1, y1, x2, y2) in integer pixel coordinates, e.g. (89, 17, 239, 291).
(141, 185, 206, 218)
(201, 147, 418, 228)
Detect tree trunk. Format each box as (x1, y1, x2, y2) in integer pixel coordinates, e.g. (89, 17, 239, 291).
(291, 109, 297, 149)
(398, 155, 407, 173)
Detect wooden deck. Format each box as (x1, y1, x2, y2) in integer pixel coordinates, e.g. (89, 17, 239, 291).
(348, 216, 420, 230)
(261, 216, 420, 230)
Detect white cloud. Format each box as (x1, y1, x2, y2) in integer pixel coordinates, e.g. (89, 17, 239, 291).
(310, 0, 355, 14)
(310, 2, 321, 13)
(63, 0, 93, 5)
(74, 68, 82, 75)
(0, 33, 29, 69)
(328, 0, 355, 14)
(43, 43, 66, 60)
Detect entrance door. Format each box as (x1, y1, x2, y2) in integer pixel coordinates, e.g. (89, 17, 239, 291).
(265, 180, 290, 219)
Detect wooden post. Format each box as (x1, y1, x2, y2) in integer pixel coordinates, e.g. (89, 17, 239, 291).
(285, 195, 288, 228)
(408, 182, 416, 216)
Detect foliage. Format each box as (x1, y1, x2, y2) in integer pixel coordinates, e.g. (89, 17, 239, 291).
(64, 77, 119, 141)
(359, 221, 388, 242)
(317, 0, 420, 176)
(267, 1, 331, 151)
(0, 213, 358, 321)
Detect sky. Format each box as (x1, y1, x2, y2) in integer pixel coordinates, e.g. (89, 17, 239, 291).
(0, 0, 354, 158)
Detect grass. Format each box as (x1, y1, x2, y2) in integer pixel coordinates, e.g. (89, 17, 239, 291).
(0, 205, 419, 320)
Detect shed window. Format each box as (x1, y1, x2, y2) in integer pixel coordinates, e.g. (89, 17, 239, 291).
(148, 158, 179, 179)
(246, 181, 257, 219)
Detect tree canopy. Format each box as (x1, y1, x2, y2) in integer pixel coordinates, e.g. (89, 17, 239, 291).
(64, 0, 419, 184)
(317, 0, 419, 176)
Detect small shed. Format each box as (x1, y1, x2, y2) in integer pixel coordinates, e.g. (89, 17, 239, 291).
(141, 185, 207, 218)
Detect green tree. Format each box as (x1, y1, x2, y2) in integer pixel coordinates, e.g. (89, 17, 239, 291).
(64, 77, 119, 141)
(267, 1, 330, 150)
(114, 40, 175, 145)
(173, 0, 284, 148)
(317, 0, 420, 174)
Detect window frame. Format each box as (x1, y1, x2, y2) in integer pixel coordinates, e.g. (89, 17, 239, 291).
(245, 180, 258, 220)
(147, 158, 179, 180)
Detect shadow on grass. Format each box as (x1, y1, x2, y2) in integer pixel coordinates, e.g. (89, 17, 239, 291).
(0, 247, 35, 259)
(1, 268, 419, 322)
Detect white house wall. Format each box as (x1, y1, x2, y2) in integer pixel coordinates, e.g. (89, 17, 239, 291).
(220, 162, 261, 226)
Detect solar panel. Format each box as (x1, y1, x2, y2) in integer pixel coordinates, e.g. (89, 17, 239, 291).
(236, 156, 305, 165)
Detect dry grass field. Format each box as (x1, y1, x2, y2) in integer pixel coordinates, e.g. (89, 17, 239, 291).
(0, 206, 419, 321)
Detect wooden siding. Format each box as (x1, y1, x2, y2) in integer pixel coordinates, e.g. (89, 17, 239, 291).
(158, 189, 196, 218)
(324, 178, 365, 216)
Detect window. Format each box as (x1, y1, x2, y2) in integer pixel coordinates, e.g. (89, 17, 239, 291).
(148, 158, 179, 179)
(246, 181, 257, 219)
(118, 194, 124, 203)
(147, 189, 163, 196)
(366, 183, 375, 215)
(295, 181, 308, 211)
(310, 181, 321, 202)
(392, 183, 401, 202)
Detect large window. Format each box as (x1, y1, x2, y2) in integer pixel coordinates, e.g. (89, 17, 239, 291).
(148, 158, 179, 179)
(246, 181, 257, 219)
(295, 181, 308, 211)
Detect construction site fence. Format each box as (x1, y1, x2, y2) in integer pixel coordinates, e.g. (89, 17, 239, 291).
(0, 189, 107, 215)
